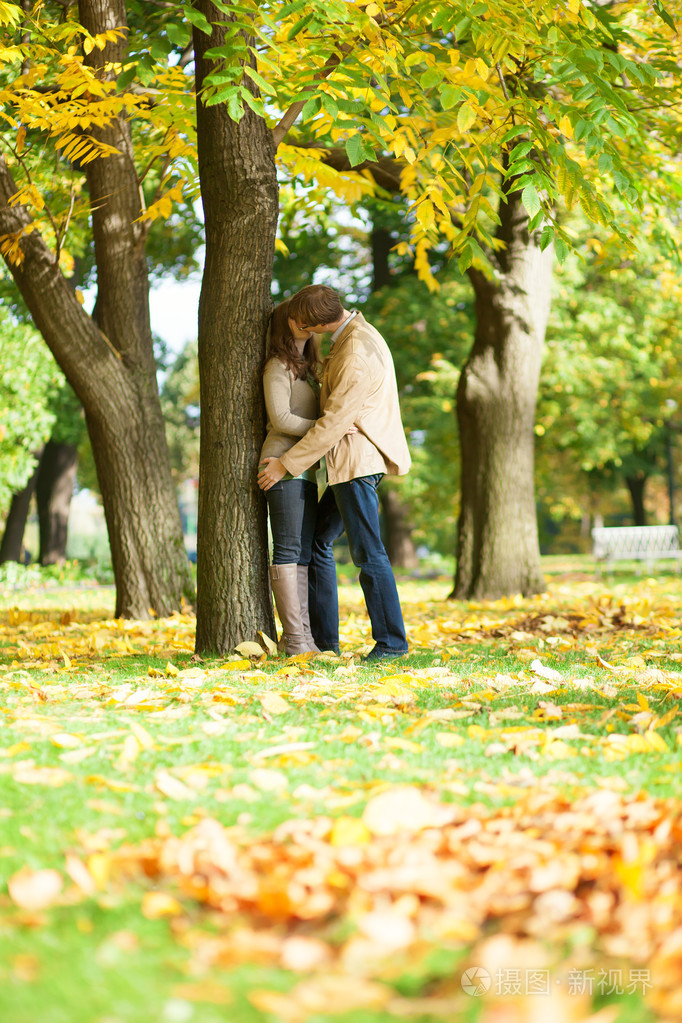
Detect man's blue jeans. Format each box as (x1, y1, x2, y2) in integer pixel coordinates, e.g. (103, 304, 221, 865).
(308, 474, 408, 655)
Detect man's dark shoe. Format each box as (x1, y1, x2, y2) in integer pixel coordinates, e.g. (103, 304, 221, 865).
(362, 647, 408, 663)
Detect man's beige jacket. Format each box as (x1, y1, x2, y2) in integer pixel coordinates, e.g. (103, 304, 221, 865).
(279, 312, 411, 485)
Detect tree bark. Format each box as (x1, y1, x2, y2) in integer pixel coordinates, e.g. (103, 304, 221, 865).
(379, 486, 418, 570)
(0, 450, 42, 564)
(193, 3, 278, 653)
(36, 440, 78, 565)
(452, 187, 552, 599)
(625, 473, 647, 526)
(371, 226, 393, 292)
(0, 0, 194, 617)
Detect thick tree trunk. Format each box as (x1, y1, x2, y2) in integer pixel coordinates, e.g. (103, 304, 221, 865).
(0, 450, 42, 564)
(0, 2, 193, 616)
(625, 474, 647, 526)
(36, 441, 78, 565)
(193, 4, 278, 653)
(379, 487, 418, 570)
(452, 188, 552, 599)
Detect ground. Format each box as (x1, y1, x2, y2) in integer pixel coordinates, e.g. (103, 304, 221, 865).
(0, 557, 680, 1023)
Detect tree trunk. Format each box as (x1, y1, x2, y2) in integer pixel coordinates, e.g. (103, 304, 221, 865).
(625, 473, 647, 526)
(0, 1, 194, 617)
(0, 450, 42, 564)
(193, 3, 279, 653)
(36, 441, 78, 565)
(371, 226, 393, 291)
(379, 487, 418, 570)
(452, 187, 552, 599)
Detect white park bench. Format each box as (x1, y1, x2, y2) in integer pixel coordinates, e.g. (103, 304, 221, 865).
(592, 524, 682, 573)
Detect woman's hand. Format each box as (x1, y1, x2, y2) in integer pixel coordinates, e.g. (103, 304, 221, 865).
(258, 457, 287, 491)
(345, 425, 359, 435)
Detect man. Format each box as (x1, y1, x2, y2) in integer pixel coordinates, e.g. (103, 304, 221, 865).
(257, 284, 411, 660)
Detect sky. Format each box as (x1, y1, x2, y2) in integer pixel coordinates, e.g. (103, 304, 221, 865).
(149, 275, 202, 354)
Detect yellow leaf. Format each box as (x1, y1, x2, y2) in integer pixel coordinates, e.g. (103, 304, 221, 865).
(128, 721, 155, 749)
(221, 659, 252, 672)
(259, 631, 278, 655)
(435, 731, 464, 748)
(416, 199, 435, 231)
(637, 692, 649, 711)
(16, 125, 26, 154)
(329, 816, 371, 847)
(235, 641, 266, 657)
(141, 891, 183, 919)
(50, 732, 82, 748)
(457, 103, 476, 134)
(259, 692, 291, 716)
(117, 734, 139, 768)
(155, 770, 196, 800)
(8, 867, 63, 911)
(165, 661, 179, 677)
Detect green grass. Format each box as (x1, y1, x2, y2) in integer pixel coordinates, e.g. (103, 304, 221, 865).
(0, 568, 681, 1022)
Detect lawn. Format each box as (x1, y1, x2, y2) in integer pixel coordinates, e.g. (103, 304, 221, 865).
(0, 560, 681, 1023)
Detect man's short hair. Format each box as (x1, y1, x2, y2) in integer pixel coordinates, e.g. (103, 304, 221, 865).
(287, 285, 344, 327)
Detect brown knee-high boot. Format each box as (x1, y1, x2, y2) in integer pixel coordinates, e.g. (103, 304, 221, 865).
(269, 564, 314, 655)
(297, 565, 320, 653)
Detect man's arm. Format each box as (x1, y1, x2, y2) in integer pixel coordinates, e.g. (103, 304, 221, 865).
(279, 353, 372, 478)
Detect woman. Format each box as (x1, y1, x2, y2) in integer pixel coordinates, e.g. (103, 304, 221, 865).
(260, 301, 321, 654)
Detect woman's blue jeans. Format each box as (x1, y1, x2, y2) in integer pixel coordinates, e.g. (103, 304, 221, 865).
(308, 474, 408, 655)
(266, 478, 317, 565)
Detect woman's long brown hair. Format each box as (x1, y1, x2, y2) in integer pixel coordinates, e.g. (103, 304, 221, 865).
(268, 301, 320, 382)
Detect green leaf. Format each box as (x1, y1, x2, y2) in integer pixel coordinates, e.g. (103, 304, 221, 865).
(321, 94, 339, 118)
(440, 85, 460, 110)
(183, 5, 213, 35)
(345, 133, 365, 167)
(227, 91, 244, 122)
(521, 183, 541, 218)
(166, 22, 191, 48)
(420, 67, 443, 89)
(458, 244, 473, 273)
(116, 65, 137, 91)
(554, 236, 569, 263)
(243, 66, 276, 96)
(650, 0, 676, 30)
(500, 125, 529, 145)
(288, 11, 314, 39)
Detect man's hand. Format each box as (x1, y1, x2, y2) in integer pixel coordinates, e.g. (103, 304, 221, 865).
(258, 457, 287, 491)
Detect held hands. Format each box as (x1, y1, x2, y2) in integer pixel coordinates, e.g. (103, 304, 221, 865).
(258, 457, 287, 491)
(258, 427, 357, 490)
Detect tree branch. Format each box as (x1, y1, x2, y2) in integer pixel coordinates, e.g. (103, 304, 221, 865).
(272, 45, 352, 148)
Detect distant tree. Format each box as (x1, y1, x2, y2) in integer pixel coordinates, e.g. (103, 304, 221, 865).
(536, 226, 682, 530)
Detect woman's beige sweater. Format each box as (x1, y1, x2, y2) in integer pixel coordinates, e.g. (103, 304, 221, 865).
(259, 357, 318, 466)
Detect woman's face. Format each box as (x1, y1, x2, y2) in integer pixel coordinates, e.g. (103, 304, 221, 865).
(288, 317, 311, 342)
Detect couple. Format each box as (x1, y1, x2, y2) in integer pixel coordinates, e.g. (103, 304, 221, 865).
(257, 284, 411, 662)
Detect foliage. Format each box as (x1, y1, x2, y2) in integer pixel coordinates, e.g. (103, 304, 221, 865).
(189, 0, 682, 284)
(536, 222, 682, 523)
(0, 309, 62, 512)
(4, 0, 679, 289)
(160, 338, 200, 482)
(0, 574, 681, 1020)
